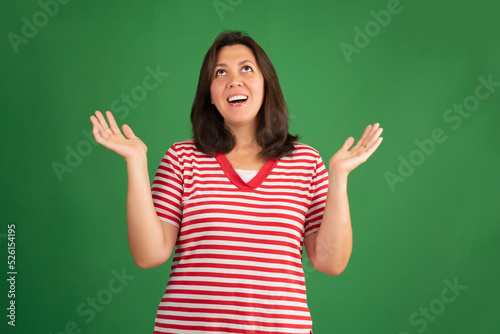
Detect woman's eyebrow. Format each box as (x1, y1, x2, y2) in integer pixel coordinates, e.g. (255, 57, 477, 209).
(215, 60, 254, 67)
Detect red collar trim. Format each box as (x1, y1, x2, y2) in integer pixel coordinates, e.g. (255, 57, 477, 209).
(215, 152, 278, 190)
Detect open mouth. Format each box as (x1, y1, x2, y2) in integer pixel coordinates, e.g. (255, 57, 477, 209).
(227, 95, 248, 105)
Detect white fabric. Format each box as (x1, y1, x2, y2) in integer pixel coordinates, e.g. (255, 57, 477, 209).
(234, 168, 259, 183)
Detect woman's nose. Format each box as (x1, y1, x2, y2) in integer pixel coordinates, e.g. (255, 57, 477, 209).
(227, 73, 243, 87)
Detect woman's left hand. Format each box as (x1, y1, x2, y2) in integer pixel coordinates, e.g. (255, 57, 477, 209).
(329, 123, 384, 176)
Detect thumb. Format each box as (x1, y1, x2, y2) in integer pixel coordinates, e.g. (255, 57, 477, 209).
(122, 124, 137, 139)
(340, 137, 355, 151)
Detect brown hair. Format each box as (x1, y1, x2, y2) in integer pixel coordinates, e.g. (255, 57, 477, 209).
(190, 30, 298, 160)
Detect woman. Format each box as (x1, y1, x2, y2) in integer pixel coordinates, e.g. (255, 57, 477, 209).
(90, 30, 383, 334)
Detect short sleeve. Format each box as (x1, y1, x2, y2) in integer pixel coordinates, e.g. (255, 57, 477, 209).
(304, 153, 329, 237)
(151, 143, 184, 229)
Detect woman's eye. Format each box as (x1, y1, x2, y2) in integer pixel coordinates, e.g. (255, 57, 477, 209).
(215, 69, 226, 77)
(215, 66, 252, 77)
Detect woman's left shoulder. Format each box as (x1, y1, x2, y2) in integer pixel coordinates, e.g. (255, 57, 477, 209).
(291, 142, 321, 158)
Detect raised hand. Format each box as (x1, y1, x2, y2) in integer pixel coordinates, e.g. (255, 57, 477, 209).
(89, 110, 147, 162)
(329, 123, 383, 176)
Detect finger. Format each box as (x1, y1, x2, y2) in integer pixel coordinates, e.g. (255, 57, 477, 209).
(353, 137, 383, 165)
(122, 124, 137, 139)
(350, 124, 374, 152)
(363, 127, 383, 151)
(90, 115, 106, 144)
(365, 136, 383, 157)
(364, 123, 380, 143)
(90, 114, 111, 143)
(339, 136, 354, 151)
(94, 110, 113, 136)
(105, 111, 122, 134)
(358, 123, 382, 150)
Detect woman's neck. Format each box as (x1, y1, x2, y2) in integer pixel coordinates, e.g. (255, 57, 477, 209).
(226, 121, 260, 152)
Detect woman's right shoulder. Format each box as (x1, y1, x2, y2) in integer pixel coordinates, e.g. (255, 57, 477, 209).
(168, 139, 211, 158)
(170, 139, 196, 152)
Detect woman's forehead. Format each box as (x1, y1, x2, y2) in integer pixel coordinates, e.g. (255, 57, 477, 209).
(215, 44, 256, 65)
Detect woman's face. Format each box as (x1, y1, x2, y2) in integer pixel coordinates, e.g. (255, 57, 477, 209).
(210, 44, 265, 132)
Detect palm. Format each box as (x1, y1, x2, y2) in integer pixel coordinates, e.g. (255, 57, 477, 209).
(329, 123, 384, 175)
(90, 110, 147, 161)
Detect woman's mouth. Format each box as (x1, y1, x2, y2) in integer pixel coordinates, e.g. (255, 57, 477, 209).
(227, 95, 248, 107)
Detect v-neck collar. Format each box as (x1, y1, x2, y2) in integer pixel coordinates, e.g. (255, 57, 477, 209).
(215, 152, 279, 190)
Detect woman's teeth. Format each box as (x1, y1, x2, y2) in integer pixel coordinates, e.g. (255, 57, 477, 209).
(228, 95, 248, 103)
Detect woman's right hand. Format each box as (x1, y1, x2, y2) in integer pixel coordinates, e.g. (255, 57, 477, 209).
(90, 110, 147, 162)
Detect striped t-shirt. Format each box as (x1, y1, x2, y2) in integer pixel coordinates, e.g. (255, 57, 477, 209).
(151, 139, 329, 334)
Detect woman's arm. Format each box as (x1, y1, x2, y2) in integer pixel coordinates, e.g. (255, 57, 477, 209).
(126, 155, 179, 269)
(90, 110, 178, 269)
(304, 123, 383, 275)
(304, 173, 351, 275)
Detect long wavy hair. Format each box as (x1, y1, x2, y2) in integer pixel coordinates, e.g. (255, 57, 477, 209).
(190, 30, 298, 160)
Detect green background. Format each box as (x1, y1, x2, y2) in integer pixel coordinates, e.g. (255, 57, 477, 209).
(1, 0, 499, 333)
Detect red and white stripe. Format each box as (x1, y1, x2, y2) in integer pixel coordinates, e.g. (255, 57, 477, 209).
(151, 140, 328, 334)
